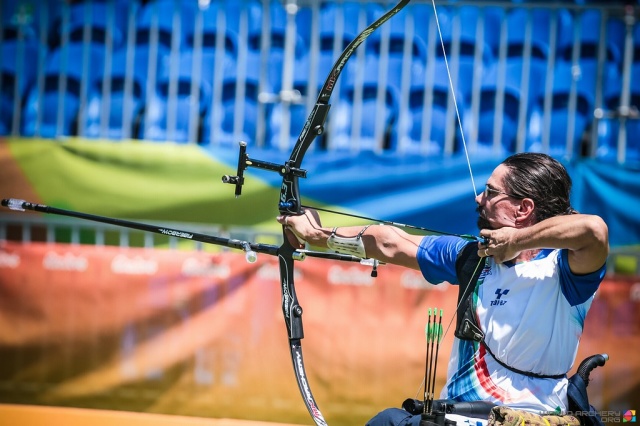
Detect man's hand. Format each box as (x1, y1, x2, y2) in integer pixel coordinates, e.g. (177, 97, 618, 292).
(479, 227, 521, 264)
(277, 209, 323, 249)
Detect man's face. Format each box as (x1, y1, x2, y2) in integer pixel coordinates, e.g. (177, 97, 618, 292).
(475, 164, 522, 231)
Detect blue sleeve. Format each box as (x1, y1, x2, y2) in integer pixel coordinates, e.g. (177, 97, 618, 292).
(558, 249, 606, 306)
(416, 235, 468, 285)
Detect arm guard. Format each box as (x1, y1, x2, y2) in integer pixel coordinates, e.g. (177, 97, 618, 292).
(326, 225, 371, 258)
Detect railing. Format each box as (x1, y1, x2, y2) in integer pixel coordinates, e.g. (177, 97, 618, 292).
(1, 0, 638, 161)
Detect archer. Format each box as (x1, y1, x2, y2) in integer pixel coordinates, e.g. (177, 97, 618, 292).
(278, 152, 609, 426)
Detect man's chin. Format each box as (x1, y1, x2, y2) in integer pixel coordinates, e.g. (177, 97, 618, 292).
(477, 217, 494, 231)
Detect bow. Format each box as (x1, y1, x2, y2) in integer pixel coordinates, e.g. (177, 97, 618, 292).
(1, 1, 485, 423)
(221, 1, 411, 423)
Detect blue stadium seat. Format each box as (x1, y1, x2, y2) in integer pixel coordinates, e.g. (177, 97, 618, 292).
(525, 64, 595, 159)
(189, 0, 246, 36)
(266, 60, 312, 149)
(474, 66, 522, 154)
(503, 8, 564, 105)
(184, 4, 238, 85)
(186, 5, 238, 55)
(407, 3, 452, 57)
(51, 1, 127, 49)
(605, 15, 626, 56)
(558, 9, 621, 93)
(635, 21, 640, 66)
(595, 65, 640, 163)
(202, 63, 262, 146)
(595, 80, 623, 162)
(3, 0, 65, 41)
(246, 1, 307, 92)
(432, 5, 495, 102)
(294, 3, 313, 48)
(22, 44, 106, 138)
(330, 56, 399, 151)
(0, 40, 39, 135)
(216, 1, 248, 35)
(83, 49, 146, 140)
(506, 7, 573, 55)
(124, 1, 188, 121)
(396, 61, 457, 155)
(138, 51, 211, 143)
(315, 2, 360, 96)
(365, 7, 428, 93)
(135, 0, 195, 52)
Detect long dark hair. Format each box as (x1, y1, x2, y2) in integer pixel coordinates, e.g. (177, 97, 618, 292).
(501, 153, 576, 222)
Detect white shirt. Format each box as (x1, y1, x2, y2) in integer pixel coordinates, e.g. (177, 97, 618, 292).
(416, 236, 605, 412)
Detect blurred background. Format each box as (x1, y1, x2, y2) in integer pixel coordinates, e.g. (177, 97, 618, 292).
(0, 0, 639, 425)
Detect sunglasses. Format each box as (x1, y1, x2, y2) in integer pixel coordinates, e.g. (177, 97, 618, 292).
(483, 184, 521, 199)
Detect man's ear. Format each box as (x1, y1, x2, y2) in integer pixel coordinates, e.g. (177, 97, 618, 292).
(516, 198, 536, 223)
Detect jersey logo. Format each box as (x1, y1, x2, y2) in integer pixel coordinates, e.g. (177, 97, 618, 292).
(490, 288, 510, 306)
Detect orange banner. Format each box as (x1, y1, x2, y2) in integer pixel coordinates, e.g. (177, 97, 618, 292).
(0, 241, 638, 425)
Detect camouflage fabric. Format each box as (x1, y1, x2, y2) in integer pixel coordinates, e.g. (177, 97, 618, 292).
(489, 406, 582, 426)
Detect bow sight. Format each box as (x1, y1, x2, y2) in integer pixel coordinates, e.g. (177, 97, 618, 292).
(222, 140, 308, 210)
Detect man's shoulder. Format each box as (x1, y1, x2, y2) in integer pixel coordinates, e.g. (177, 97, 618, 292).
(420, 235, 470, 254)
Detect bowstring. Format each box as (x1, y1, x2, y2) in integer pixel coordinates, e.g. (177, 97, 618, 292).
(430, 0, 479, 199)
(412, 0, 488, 400)
(429, 0, 485, 337)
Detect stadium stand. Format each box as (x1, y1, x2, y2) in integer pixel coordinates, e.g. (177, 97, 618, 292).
(595, 62, 640, 163)
(396, 60, 460, 155)
(246, 1, 308, 92)
(316, 2, 359, 77)
(202, 62, 262, 147)
(332, 55, 399, 151)
(137, 51, 212, 143)
(365, 6, 428, 94)
(265, 58, 310, 149)
(474, 65, 523, 155)
(0, 37, 39, 135)
(0, 0, 637, 164)
(22, 43, 106, 138)
(525, 63, 596, 159)
(83, 49, 147, 140)
(430, 4, 497, 103)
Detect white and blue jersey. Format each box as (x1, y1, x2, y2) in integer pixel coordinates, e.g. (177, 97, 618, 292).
(416, 235, 606, 413)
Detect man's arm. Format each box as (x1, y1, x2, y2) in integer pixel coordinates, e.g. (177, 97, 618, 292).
(480, 214, 609, 275)
(277, 210, 424, 270)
